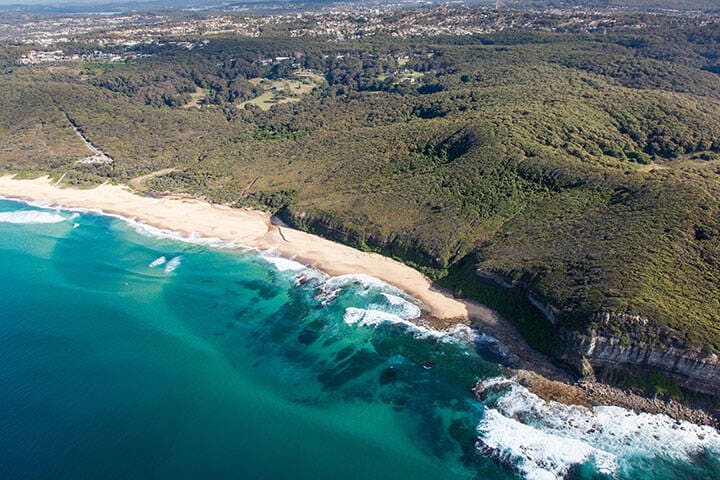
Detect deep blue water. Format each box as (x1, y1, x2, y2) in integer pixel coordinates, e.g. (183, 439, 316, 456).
(0, 198, 718, 480)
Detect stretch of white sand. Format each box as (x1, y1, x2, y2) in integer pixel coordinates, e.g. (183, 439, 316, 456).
(0, 175, 500, 324)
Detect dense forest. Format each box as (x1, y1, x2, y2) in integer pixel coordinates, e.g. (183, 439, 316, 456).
(1, 10, 720, 395)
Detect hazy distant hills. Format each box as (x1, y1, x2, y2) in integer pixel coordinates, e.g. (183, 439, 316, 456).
(0, 0, 206, 14)
(1, 0, 718, 15)
(499, 0, 720, 13)
(0, 0, 375, 15)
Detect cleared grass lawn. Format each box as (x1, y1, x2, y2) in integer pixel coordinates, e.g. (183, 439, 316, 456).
(239, 74, 322, 110)
(182, 87, 208, 109)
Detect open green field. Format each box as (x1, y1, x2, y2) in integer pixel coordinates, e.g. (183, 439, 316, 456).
(182, 86, 208, 109)
(238, 74, 323, 110)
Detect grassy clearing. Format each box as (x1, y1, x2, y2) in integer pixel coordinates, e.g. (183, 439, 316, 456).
(182, 87, 207, 109)
(239, 75, 321, 110)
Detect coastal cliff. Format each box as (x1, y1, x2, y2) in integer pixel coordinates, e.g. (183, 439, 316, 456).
(565, 312, 720, 398)
(511, 284, 720, 401)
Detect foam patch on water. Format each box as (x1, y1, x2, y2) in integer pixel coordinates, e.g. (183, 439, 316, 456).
(164, 256, 181, 273)
(325, 274, 405, 296)
(149, 256, 167, 268)
(479, 409, 616, 480)
(127, 219, 242, 249)
(379, 293, 422, 320)
(476, 379, 720, 479)
(25, 199, 54, 209)
(343, 307, 478, 345)
(260, 251, 308, 272)
(437, 324, 480, 344)
(338, 280, 479, 345)
(344, 307, 406, 327)
(0, 210, 67, 224)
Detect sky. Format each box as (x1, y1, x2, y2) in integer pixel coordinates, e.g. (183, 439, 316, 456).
(0, 0, 201, 5)
(0, 1, 93, 3)
(0, 1, 106, 4)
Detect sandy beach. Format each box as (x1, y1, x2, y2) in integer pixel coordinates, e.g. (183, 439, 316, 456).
(0, 175, 499, 324)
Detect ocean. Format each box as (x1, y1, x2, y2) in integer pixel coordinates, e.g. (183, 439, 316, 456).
(0, 197, 718, 480)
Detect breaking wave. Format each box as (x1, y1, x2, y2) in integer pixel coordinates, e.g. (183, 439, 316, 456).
(3, 196, 718, 480)
(260, 251, 308, 272)
(324, 273, 404, 296)
(0, 210, 67, 224)
(343, 307, 478, 344)
(476, 379, 720, 480)
(164, 256, 181, 273)
(25, 199, 54, 209)
(479, 408, 616, 480)
(378, 292, 422, 320)
(126, 219, 242, 249)
(149, 256, 167, 268)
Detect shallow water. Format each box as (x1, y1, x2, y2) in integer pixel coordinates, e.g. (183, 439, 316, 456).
(0, 198, 718, 480)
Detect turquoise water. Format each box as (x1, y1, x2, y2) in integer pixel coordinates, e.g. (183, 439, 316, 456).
(0, 198, 718, 480)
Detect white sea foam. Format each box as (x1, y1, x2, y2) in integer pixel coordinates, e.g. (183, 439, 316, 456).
(260, 251, 308, 272)
(494, 383, 720, 460)
(339, 279, 478, 345)
(25, 199, 54, 208)
(479, 409, 617, 480)
(1, 197, 246, 249)
(476, 379, 720, 479)
(126, 219, 242, 249)
(0, 210, 66, 224)
(379, 293, 422, 320)
(344, 307, 407, 327)
(149, 256, 167, 268)
(437, 324, 480, 344)
(325, 274, 405, 296)
(164, 256, 181, 273)
(343, 307, 478, 344)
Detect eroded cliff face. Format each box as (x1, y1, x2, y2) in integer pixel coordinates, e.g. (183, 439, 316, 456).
(563, 313, 720, 398)
(475, 270, 720, 399)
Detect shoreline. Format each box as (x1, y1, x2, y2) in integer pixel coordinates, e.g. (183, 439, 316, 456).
(0, 175, 563, 379)
(1, 175, 717, 427)
(0, 175, 497, 322)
